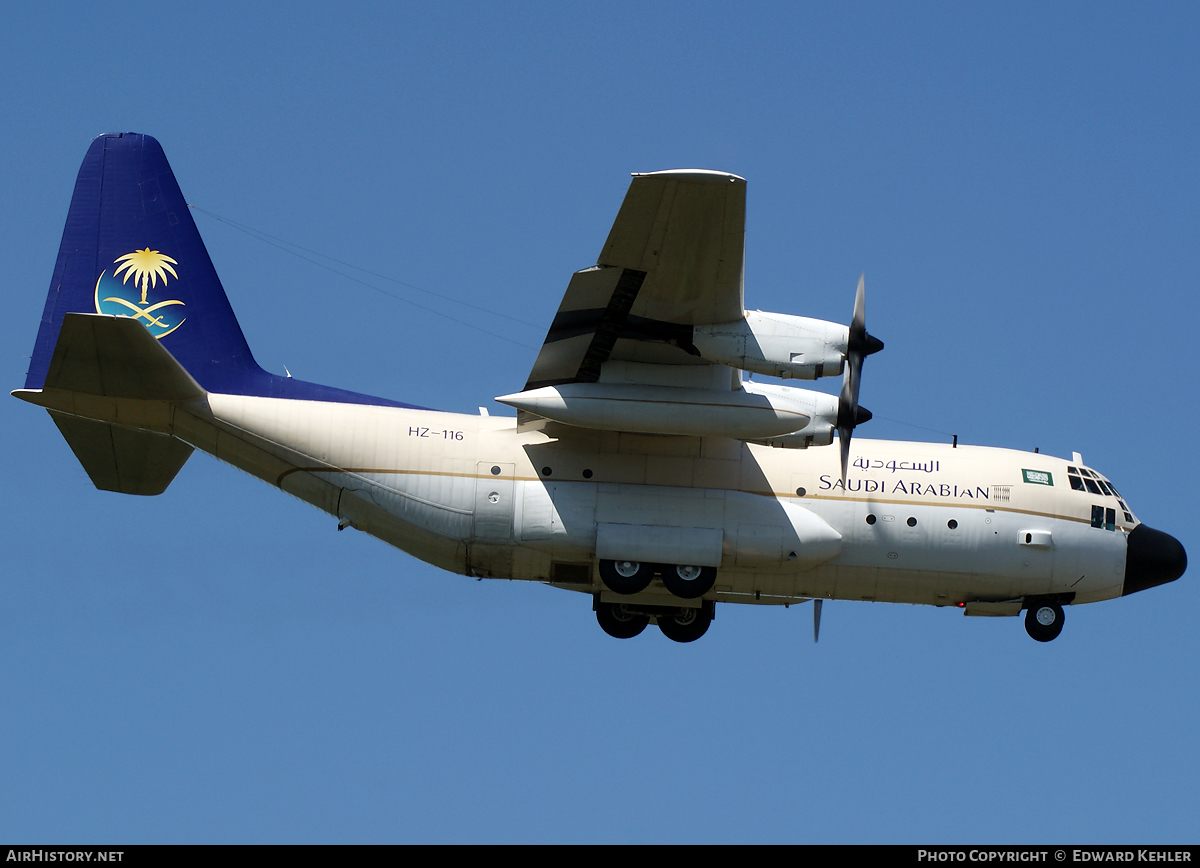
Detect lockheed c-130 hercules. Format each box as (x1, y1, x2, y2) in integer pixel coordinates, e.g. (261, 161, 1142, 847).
(15, 133, 1187, 643)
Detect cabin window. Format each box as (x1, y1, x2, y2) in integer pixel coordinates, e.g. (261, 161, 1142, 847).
(1068, 468, 1086, 491)
(1084, 478, 1103, 495)
(866, 514, 877, 525)
(1106, 507, 1116, 531)
(1091, 505, 1105, 528)
(947, 519, 958, 529)
(907, 517, 917, 527)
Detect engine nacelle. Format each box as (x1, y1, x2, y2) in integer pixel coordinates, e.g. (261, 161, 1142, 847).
(693, 311, 848, 380)
(740, 381, 838, 448)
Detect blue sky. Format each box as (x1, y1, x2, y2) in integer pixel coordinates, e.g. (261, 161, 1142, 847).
(1, 1, 1197, 843)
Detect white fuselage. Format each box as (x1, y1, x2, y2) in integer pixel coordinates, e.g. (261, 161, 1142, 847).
(168, 393, 1130, 611)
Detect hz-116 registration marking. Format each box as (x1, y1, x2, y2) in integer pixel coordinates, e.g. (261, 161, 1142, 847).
(409, 427, 464, 440)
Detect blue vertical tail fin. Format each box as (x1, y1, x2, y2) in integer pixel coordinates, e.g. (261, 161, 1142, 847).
(26, 133, 418, 408)
(27, 133, 260, 394)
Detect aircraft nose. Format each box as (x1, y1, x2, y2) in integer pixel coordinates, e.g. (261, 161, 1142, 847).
(1123, 524, 1187, 596)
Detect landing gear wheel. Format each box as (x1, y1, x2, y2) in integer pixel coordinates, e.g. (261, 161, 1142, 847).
(661, 564, 717, 599)
(1025, 602, 1065, 642)
(658, 601, 714, 643)
(598, 559, 652, 595)
(596, 602, 649, 639)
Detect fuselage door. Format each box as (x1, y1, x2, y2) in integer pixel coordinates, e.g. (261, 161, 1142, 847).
(474, 462, 516, 541)
(1016, 527, 1055, 593)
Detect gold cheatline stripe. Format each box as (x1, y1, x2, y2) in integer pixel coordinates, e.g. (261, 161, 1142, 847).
(274, 465, 1098, 524)
(797, 491, 1094, 525)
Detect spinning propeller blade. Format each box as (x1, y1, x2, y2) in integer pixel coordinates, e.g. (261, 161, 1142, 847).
(836, 274, 884, 484)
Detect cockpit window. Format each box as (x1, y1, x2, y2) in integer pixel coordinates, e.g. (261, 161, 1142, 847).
(1072, 467, 1125, 503)
(1074, 468, 1134, 521)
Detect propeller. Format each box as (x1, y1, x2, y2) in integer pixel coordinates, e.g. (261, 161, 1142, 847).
(836, 274, 884, 485)
(813, 598, 822, 643)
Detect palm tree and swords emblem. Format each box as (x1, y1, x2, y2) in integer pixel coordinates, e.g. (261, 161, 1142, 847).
(93, 248, 185, 339)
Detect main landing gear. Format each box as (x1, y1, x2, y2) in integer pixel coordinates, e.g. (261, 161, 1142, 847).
(595, 601, 649, 639)
(1024, 601, 1065, 642)
(598, 559, 717, 598)
(597, 559, 653, 595)
(657, 602, 714, 642)
(594, 597, 715, 643)
(595, 559, 719, 641)
(662, 564, 717, 599)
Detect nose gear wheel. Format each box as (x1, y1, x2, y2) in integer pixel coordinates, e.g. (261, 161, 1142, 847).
(1024, 602, 1065, 642)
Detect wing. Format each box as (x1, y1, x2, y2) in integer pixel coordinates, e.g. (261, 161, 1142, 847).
(524, 170, 745, 391)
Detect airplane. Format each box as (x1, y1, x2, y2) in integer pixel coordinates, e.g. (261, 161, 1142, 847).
(14, 133, 1187, 644)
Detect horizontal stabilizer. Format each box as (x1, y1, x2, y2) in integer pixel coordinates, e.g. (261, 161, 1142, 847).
(49, 411, 193, 495)
(13, 313, 201, 494)
(43, 312, 203, 400)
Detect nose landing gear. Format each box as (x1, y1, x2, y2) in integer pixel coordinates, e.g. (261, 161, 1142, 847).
(1024, 601, 1065, 642)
